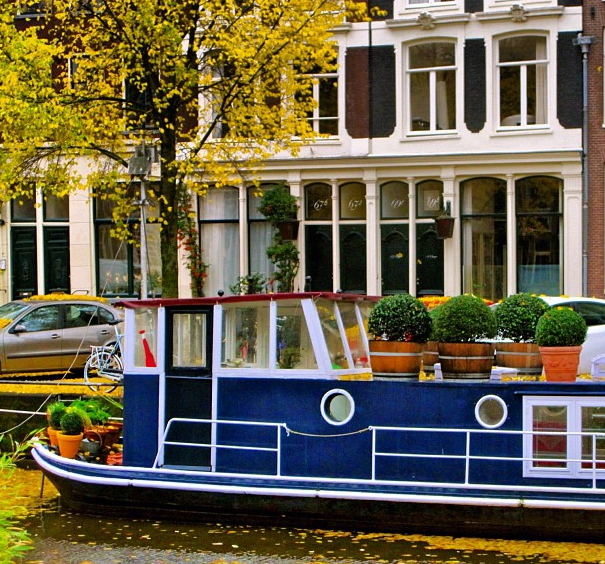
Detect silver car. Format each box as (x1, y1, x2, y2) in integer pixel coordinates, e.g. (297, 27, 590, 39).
(0, 298, 123, 374)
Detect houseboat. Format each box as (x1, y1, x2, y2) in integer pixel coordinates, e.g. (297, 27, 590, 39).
(32, 292, 605, 541)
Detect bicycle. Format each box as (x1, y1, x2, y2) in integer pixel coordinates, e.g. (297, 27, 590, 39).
(83, 322, 124, 393)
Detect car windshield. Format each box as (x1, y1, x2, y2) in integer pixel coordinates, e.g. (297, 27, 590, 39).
(0, 302, 30, 321)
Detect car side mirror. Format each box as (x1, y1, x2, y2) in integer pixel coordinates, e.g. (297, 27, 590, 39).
(11, 324, 26, 334)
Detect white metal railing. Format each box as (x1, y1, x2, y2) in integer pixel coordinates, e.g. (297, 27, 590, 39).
(153, 418, 285, 472)
(153, 418, 605, 494)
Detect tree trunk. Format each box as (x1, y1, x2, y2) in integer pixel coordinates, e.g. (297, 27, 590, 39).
(159, 129, 180, 298)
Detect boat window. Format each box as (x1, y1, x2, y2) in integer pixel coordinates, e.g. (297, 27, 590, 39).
(316, 299, 349, 369)
(171, 312, 208, 369)
(221, 303, 269, 368)
(475, 395, 507, 429)
(321, 389, 354, 425)
(276, 302, 318, 369)
(338, 302, 370, 368)
(523, 397, 605, 477)
(133, 308, 158, 368)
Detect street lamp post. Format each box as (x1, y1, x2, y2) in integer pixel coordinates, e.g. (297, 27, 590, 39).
(128, 141, 152, 299)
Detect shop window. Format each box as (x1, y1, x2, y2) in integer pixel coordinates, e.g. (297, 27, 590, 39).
(461, 178, 506, 302)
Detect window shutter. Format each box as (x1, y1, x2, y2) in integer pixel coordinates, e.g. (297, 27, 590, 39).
(464, 38, 486, 133)
(557, 31, 582, 129)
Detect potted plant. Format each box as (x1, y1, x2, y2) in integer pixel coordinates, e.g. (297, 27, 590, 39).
(431, 294, 497, 380)
(46, 401, 67, 448)
(57, 408, 89, 459)
(494, 293, 549, 375)
(258, 184, 300, 240)
(72, 399, 113, 447)
(535, 306, 587, 382)
(367, 293, 432, 378)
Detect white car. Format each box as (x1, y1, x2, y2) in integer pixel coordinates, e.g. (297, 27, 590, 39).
(536, 296, 605, 375)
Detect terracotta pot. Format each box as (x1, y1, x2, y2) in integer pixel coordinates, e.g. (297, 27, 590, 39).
(47, 427, 59, 447)
(56, 432, 83, 459)
(369, 341, 424, 378)
(495, 342, 543, 374)
(422, 341, 439, 373)
(438, 342, 495, 381)
(539, 345, 581, 382)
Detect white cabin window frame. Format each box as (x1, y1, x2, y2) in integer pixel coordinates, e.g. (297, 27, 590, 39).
(523, 396, 605, 478)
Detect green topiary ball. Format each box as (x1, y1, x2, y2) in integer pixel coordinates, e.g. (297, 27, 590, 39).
(367, 293, 432, 343)
(495, 293, 549, 343)
(535, 306, 587, 347)
(431, 294, 497, 343)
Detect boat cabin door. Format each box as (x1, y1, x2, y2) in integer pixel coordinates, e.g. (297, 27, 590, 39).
(163, 307, 213, 468)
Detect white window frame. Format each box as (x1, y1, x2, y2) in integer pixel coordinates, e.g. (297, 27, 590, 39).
(496, 35, 549, 129)
(523, 396, 605, 479)
(306, 70, 339, 136)
(405, 41, 457, 135)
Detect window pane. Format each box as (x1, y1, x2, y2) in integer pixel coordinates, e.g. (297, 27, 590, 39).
(316, 299, 349, 369)
(338, 302, 369, 368)
(416, 180, 443, 218)
(172, 312, 208, 369)
(221, 304, 269, 368)
(436, 70, 456, 130)
(44, 194, 69, 221)
(532, 405, 567, 468)
(200, 188, 239, 221)
(200, 223, 239, 296)
(276, 302, 317, 369)
(461, 178, 506, 214)
(410, 72, 430, 131)
(12, 195, 36, 222)
(98, 225, 130, 295)
(64, 304, 107, 328)
(306, 183, 332, 220)
(340, 183, 366, 220)
(381, 181, 409, 219)
(19, 306, 60, 332)
(305, 225, 333, 291)
(134, 308, 158, 368)
(581, 406, 605, 469)
(500, 36, 545, 63)
(409, 43, 455, 69)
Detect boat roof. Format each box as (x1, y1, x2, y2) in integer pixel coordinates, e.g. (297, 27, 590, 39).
(115, 292, 381, 309)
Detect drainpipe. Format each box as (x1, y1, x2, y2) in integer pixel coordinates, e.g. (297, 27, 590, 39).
(573, 33, 595, 296)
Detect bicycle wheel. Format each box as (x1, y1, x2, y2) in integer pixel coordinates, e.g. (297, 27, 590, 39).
(84, 349, 123, 393)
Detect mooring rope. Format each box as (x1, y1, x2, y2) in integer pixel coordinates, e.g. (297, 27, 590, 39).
(284, 426, 371, 438)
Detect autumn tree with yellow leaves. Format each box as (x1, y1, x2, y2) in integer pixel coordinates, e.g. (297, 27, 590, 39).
(0, 0, 363, 297)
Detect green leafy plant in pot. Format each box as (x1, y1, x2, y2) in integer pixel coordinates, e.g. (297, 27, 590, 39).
(367, 293, 432, 378)
(494, 293, 549, 375)
(431, 294, 497, 381)
(57, 408, 89, 459)
(535, 306, 587, 382)
(46, 401, 67, 447)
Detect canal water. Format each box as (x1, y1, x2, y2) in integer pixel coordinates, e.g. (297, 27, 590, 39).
(11, 469, 605, 564)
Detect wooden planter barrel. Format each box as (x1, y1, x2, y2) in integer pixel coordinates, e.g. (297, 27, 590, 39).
(438, 342, 495, 381)
(539, 345, 581, 382)
(422, 340, 439, 373)
(369, 341, 424, 379)
(495, 342, 543, 374)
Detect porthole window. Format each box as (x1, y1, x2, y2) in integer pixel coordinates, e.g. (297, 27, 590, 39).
(475, 395, 508, 429)
(321, 389, 354, 426)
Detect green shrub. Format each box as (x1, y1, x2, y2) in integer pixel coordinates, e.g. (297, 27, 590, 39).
(70, 399, 110, 426)
(47, 401, 67, 431)
(258, 184, 298, 224)
(495, 293, 549, 343)
(367, 293, 432, 342)
(432, 294, 497, 343)
(60, 409, 87, 435)
(535, 306, 587, 347)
